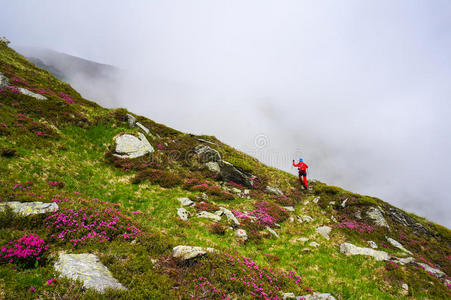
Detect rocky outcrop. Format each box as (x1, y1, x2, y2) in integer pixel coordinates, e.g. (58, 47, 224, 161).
(113, 133, 154, 158)
(218, 161, 253, 188)
(366, 207, 389, 228)
(340, 242, 390, 261)
(386, 237, 412, 255)
(0, 72, 9, 89)
(316, 226, 332, 240)
(54, 253, 126, 292)
(172, 245, 215, 261)
(193, 144, 221, 163)
(18, 87, 48, 100)
(0, 201, 58, 216)
(385, 207, 430, 237)
(416, 262, 446, 279)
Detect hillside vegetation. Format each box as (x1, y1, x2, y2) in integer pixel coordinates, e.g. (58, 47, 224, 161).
(0, 41, 450, 299)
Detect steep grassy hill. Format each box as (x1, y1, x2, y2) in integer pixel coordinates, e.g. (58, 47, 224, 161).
(0, 41, 449, 299)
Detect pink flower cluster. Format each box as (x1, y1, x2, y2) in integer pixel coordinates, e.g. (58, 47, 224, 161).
(336, 219, 374, 233)
(45, 206, 142, 246)
(0, 234, 48, 267)
(193, 277, 228, 299)
(58, 92, 73, 103)
(46, 278, 57, 286)
(12, 181, 33, 191)
(233, 202, 287, 228)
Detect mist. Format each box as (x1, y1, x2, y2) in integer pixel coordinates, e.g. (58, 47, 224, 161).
(2, 0, 450, 227)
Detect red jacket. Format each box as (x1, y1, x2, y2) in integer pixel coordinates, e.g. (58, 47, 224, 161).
(293, 161, 308, 172)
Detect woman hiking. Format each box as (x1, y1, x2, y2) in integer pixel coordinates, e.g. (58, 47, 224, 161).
(293, 158, 308, 189)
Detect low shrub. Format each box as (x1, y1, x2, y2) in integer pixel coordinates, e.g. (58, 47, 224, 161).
(0, 234, 48, 268)
(194, 201, 219, 213)
(209, 223, 226, 235)
(132, 169, 182, 188)
(0, 147, 16, 157)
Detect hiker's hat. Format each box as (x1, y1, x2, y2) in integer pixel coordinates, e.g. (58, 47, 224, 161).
(299, 158, 303, 162)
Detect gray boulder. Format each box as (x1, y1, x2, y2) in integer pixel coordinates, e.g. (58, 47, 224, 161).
(126, 113, 136, 127)
(113, 133, 154, 159)
(316, 226, 332, 240)
(172, 245, 215, 261)
(218, 207, 240, 226)
(219, 161, 253, 188)
(366, 207, 389, 228)
(0, 201, 58, 216)
(177, 197, 193, 206)
(193, 145, 221, 163)
(265, 186, 283, 196)
(340, 242, 389, 261)
(206, 161, 221, 173)
(386, 237, 413, 255)
(18, 87, 48, 100)
(298, 292, 336, 300)
(0, 72, 9, 89)
(196, 211, 221, 222)
(54, 253, 125, 293)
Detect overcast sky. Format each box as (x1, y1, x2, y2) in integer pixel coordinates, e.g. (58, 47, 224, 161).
(2, 0, 451, 227)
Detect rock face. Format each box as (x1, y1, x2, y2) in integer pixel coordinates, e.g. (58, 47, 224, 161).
(54, 253, 125, 293)
(316, 226, 332, 240)
(219, 161, 253, 188)
(386, 237, 412, 255)
(177, 197, 193, 207)
(196, 211, 221, 222)
(17, 87, 48, 100)
(265, 186, 283, 196)
(0, 72, 9, 89)
(172, 246, 215, 261)
(218, 207, 240, 226)
(0, 201, 58, 216)
(366, 207, 389, 228)
(177, 208, 190, 221)
(385, 207, 430, 237)
(193, 145, 221, 163)
(113, 133, 154, 158)
(340, 242, 390, 261)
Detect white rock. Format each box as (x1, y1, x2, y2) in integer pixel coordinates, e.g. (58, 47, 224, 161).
(303, 201, 310, 205)
(172, 245, 215, 261)
(0, 201, 58, 216)
(367, 241, 378, 249)
(235, 229, 248, 240)
(298, 292, 336, 300)
(329, 201, 336, 206)
(331, 216, 338, 223)
(402, 283, 409, 291)
(243, 189, 250, 195)
(266, 226, 279, 238)
(416, 262, 446, 279)
(126, 113, 136, 127)
(282, 292, 296, 299)
(177, 197, 193, 206)
(340, 243, 390, 261)
(393, 256, 415, 266)
(341, 198, 348, 208)
(18, 87, 48, 100)
(301, 215, 314, 223)
(136, 122, 150, 135)
(309, 242, 320, 247)
(114, 133, 154, 159)
(366, 207, 389, 228)
(386, 237, 413, 255)
(289, 217, 295, 223)
(355, 210, 362, 219)
(218, 207, 240, 226)
(297, 237, 310, 243)
(313, 197, 320, 204)
(265, 186, 284, 195)
(283, 206, 295, 212)
(316, 226, 332, 240)
(0, 37, 11, 45)
(196, 211, 221, 222)
(230, 187, 242, 194)
(206, 161, 221, 173)
(54, 253, 125, 293)
(177, 208, 190, 221)
(0, 72, 9, 89)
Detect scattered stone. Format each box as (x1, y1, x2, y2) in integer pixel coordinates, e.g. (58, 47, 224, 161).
(283, 206, 295, 212)
(18, 87, 48, 100)
(206, 161, 221, 173)
(126, 113, 136, 127)
(243, 189, 250, 195)
(329, 201, 336, 206)
(230, 187, 242, 194)
(266, 226, 279, 239)
(367, 241, 378, 249)
(265, 186, 283, 196)
(355, 210, 362, 219)
(309, 242, 320, 248)
(0, 201, 58, 216)
(136, 122, 151, 135)
(235, 229, 248, 240)
(341, 198, 348, 208)
(393, 256, 415, 266)
(219, 160, 253, 188)
(313, 197, 320, 204)
(177, 197, 193, 206)
(366, 207, 389, 228)
(296, 215, 303, 223)
(289, 217, 295, 223)
(316, 226, 332, 240)
(54, 253, 125, 292)
(196, 211, 221, 222)
(177, 208, 190, 221)
(193, 145, 221, 163)
(114, 133, 154, 158)
(401, 283, 409, 291)
(218, 207, 240, 226)
(301, 215, 314, 223)
(172, 245, 215, 261)
(416, 262, 445, 279)
(340, 243, 389, 261)
(331, 216, 338, 223)
(298, 292, 336, 300)
(386, 237, 413, 255)
(303, 200, 310, 205)
(0, 37, 10, 45)
(282, 292, 296, 299)
(0, 72, 9, 89)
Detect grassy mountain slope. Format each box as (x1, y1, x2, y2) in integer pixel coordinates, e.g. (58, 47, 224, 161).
(0, 42, 450, 299)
